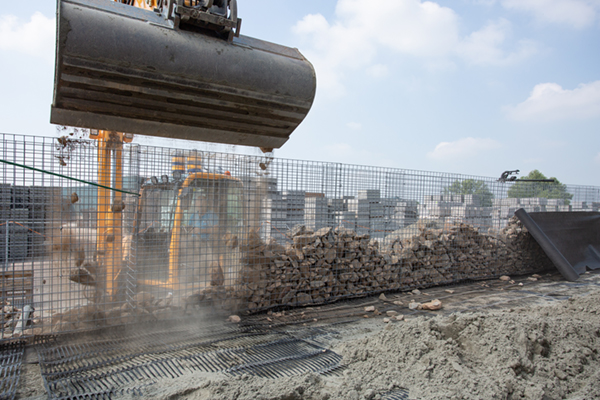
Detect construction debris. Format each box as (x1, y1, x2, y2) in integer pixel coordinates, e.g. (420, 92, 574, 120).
(232, 217, 551, 312)
(43, 217, 552, 333)
(418, 299, 443, 311)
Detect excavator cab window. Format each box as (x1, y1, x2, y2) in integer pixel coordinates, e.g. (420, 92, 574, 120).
(139, 187, 177, 232)
(177, 177, 243, 286)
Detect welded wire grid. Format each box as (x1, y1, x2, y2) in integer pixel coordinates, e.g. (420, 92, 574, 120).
(34, 320, 344, 399)
(1, 133, 599, 339)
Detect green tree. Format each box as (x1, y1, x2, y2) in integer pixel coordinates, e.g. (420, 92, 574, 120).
(443, 179, 494, 207)
(507, 170, 573, 204)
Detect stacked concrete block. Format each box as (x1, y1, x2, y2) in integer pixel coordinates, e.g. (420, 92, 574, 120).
(491, 198, 519, 230)
(264, 194, 289, 242)
(0, 185, 62, 261)
(392, 200, 418, 227)
(463, 194, 481, 206)
(282, 190, 305, 228)
(333, 211, 356, 230)
(328, 198, 347, 213)
(304, 196, 329, 230)
(545, 198, 562, 212)
(419, 201, 452, 218)
(419, 194, 491, 230)
(0, 185, 11, 221)
(521, 197, 548, 206)
(347, 196, 376, 235)
(358, 189, 381, 201)
(571, 201, 594, 212)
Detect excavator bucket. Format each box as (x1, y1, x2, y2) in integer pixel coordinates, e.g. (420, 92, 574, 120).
(51, 0, 316, 149)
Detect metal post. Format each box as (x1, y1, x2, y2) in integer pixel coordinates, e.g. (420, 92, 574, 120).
(4, 220, 8, 270)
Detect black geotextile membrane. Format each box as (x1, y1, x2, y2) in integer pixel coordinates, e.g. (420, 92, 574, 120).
(518, 211, 600, 276)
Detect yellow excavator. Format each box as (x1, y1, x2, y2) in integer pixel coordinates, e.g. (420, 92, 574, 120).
(53, 0, 316, 301)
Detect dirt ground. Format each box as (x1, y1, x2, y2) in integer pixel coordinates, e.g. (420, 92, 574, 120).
(15, 269, 600, 400)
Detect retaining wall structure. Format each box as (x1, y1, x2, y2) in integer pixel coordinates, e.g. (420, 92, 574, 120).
(1, 133, 599, 340)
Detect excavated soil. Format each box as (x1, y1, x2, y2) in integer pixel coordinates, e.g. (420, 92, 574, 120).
(15, 271, 600, 400)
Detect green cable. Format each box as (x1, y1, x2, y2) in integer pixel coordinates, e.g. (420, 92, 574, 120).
(0, 159, 140, 196)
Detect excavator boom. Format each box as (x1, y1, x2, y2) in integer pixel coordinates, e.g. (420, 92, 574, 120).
(51, 0, 316, 149)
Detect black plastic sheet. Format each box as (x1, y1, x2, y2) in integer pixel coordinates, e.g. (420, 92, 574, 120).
(516, 210, 600, 281)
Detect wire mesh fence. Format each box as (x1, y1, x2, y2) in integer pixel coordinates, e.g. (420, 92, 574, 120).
(1, 133, 599, 340)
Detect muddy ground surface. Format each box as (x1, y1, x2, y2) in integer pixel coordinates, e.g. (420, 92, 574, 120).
(15, 270, 600, 400)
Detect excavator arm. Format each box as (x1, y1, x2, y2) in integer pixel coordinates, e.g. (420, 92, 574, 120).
(52, 0, 316, 149)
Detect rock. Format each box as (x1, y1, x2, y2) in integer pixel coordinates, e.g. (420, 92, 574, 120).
(408, 301, 420, 310)
(532, 274, 542, 278)
(555, 369, 567, 380)
(324, 248, 337, 263)
(395, 315, 404, 321)
(383, 318, 391, 323)
(445, 289, 455, 294)
(69, 268, 96, 286)
(296, 292, 313, 305)
(364, 306, 376, 312)
(393, 300, 403, 306)
(282, 290, 297, 305)
(419, 299, 442, 311)
(527, 277, 538, 281)
(500, 276, 511, 281)
(236, 216, 550, 314)
(228, 315, 241, 323)
(386, 310, 399, 317)
(134, 291, 155, 308)
(294, 234, 315, 248)
(211, 264, 225, 286)
(290, 225, 307, 237)
(379, 293, 387, 301)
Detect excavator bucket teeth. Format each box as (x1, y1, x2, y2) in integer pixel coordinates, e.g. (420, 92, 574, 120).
(51, 0, 316, 149)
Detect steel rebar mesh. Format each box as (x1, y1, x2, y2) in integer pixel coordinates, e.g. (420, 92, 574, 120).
(1, 133, 599, 340)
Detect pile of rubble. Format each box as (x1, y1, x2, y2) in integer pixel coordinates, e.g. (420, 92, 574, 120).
(2, 302, 39, 338)
(23, 217, 552, 336)
(234, 216, 552, 311)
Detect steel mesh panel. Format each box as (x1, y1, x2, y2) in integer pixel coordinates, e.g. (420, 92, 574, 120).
(1, 132, 599, 339)
(36, 322, 342, 399)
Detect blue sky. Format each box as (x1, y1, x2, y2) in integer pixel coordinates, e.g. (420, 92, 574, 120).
(1, 0, 599, 185)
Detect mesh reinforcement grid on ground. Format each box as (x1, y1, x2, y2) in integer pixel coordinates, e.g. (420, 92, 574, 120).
(0, 340, 25, 400)
(36, 322, 343, 399)
(1, 133, 599, 339)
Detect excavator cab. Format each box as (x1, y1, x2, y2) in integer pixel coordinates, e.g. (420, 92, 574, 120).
(51, 0, 316, 149)
(132, 168, 244, 298)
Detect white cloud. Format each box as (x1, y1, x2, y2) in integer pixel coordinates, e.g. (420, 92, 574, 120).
(506, 81, 600, 122)
(502, 0, 600, 29)
(293, 0, 537, 96)
(0, 12, 55, 63)
(366, 64, 389, 78)
(456, 19, 538, 66)
(346, 122, 362, 130)
(427, 137, 502, 160)
(595, 152, 600, 165)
